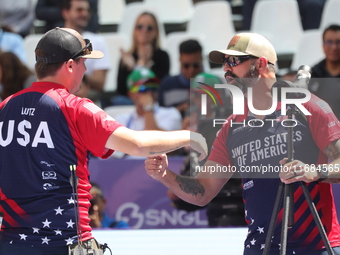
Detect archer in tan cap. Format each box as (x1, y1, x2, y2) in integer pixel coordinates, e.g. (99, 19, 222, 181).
(144, 31, 340, 255)
(208, 32, 278, 90)
(209, 33, 277, 65)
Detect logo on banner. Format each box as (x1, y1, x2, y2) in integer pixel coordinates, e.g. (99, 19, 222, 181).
(115, 202, 207, 229)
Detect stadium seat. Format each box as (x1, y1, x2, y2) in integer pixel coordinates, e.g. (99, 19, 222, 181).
(23, 33, 44, 71)
(290, 30, 324, 72)
(250, 0, 303, 56)
(187, 1, 236, 57)
(144, 0, 193, 24)
(99, 0, 126, 26)
(319, 0, 340, 30)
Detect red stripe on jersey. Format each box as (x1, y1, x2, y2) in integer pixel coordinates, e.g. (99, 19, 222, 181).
(301, 225, 320, 248)
(0, 189, 29, 219)
(315, 239, 324, 251)
(275, 186, 304, 225)
(291, 186, 319, 240)
(295, 185, 318, 221)
(0, 205, 19, 228)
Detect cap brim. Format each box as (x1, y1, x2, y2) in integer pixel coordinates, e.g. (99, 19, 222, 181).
(209, 49, 249, 64)
(81, 50, 104, 59)
(136, 78, 159, 85)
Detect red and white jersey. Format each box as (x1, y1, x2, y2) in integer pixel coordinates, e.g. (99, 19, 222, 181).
(0, 82, 122, 247)
(208, 95, 340, 254)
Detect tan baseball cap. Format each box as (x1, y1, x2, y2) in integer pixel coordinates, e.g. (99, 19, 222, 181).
(209, 33, 277, 65)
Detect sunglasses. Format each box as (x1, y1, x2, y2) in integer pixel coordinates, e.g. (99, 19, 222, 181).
(135, 24, 155, 32)
(324, 40, 340, 47)
(71, 39, 92, 60)
(222, 55, 256, 67)
(182, 62, 202, 69)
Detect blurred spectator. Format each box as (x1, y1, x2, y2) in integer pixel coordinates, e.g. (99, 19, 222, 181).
(0, 51, 36, 101)
(158, 40, 220, 118)
(115, 68, 181, 131)
(116, 12, 170, 102)
(35, 0, 99, 33)
(113, 68, 181, 158)
(0, 0, 35, 38)
(158, 39, 203, 112)
(0, 26, 27, 64)
(89, 182, 130, 229)
(61, 0, 110, 102)
(242, 0, 326, 30)
(310, 24, 340, 119)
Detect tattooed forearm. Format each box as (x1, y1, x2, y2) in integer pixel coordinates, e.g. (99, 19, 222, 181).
(324, 140, 340, 161)
(149, 147, 181, 155)
(322, 139, 340, 183)
(175, 175, 205, 197)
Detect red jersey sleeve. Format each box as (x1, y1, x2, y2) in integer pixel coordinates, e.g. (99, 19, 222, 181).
(305, 95, 340, 152)
(76, 100, 123, 158)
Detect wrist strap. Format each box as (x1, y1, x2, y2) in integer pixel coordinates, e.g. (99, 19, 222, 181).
(317, 165, 329, 183)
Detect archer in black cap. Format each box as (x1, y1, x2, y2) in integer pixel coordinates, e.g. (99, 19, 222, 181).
(35, 27, 103, 64)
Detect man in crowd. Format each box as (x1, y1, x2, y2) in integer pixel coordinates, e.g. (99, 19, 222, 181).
(310, 24, 340, 120)
(61, 0, 110, 102)
(112, 68, 182, 158)
(158, 39, 204, 117)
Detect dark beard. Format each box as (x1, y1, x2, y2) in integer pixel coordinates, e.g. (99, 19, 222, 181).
(224, 70, 244, 92)
(224, 64, 259, 93)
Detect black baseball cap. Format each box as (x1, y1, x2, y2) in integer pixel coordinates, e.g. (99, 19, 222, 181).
(35, 27, 104, 64)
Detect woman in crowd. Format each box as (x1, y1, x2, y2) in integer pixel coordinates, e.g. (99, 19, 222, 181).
(116, 12, 170, 102)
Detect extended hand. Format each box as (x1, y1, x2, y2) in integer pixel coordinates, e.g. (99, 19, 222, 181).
(190, 132, 208, 161)
(145, 154, 168, 180)
(279, 158, 320, 184)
